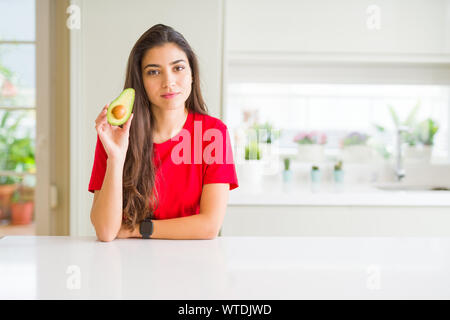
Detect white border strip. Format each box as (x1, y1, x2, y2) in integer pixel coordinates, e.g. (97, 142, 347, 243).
(69, 0, 84, 236)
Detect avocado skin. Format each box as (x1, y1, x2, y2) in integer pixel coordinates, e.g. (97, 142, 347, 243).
(107, 88, 135, 126)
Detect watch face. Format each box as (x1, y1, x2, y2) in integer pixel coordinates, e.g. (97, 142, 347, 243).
(141, 221, 153, 235)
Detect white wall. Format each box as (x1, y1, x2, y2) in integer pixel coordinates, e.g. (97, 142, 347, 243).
(226, 0, 450, 56)
(223, 206, 450, 236)
(70, 0, 224, 236)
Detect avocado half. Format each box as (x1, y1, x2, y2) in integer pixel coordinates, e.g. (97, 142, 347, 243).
(107, 88, 135, 126)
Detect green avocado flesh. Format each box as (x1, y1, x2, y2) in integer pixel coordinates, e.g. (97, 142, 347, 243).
(107, 88, 135, 126)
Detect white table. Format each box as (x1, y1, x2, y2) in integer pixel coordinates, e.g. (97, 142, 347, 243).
(1, 236, 450, 299)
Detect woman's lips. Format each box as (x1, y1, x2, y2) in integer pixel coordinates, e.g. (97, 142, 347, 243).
(161, 92, 180, 99)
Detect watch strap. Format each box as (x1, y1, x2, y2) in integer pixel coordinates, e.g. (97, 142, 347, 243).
(139, 218, 153, 239)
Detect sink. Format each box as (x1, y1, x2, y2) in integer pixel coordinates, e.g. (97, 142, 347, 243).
(374, 183, 450, 192)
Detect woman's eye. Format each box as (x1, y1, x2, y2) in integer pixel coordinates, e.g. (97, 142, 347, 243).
(147, 70, 159, 76)
(146, 66, 184, 76)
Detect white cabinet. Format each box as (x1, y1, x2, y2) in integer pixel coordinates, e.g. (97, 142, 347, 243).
(226, 0, 450, 61)
(222, 205, 450, 236)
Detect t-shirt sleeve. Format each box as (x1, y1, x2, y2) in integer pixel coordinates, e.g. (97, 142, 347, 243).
(202, 121, 239, 191)
(88, 135, 108, 193)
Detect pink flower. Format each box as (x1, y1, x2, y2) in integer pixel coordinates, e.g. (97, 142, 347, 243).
(293, 132, 306, 142)
(294, 131, 328, 145)
(1, 80, 18, 98)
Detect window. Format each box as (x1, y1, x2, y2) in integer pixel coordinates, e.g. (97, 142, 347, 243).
(0, 0, 36, 224)
(226, 83, 449, 164)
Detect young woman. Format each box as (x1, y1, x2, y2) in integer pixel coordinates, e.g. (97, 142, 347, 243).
(89, 24, 238, 242)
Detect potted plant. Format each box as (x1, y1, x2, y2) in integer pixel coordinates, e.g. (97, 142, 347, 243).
(250, 121, 281, 145)
(0, 175, 18, 222)
(386, 101, 435, 163)
(404, 118, 439, 163)
(388, 102, 421, 147)
(293, 131, 327, 162)
(310, 165, 321, 182)
(0, 110, 35, 222)
(340, 131, 374, 162)
(282, 157, 293, 183)
(10, 181, 34, 225)
(239, 141, 264, 186)
(245, 141, 261, 160)
(250, 121, 281, 173)
(333, 160, 344, 183)
(416, 118, 439, 146)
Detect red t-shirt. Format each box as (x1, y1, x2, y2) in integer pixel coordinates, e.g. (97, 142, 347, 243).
(88, 111, 239, 220)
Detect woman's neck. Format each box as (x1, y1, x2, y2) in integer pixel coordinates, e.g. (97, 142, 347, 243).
(151, 106, 188, 143)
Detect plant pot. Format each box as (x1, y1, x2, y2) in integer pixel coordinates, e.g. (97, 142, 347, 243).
(11, 201, 34, 225)
(297, 144, 324, 162)
(0, 184, 18, 221)
(259, 143, 281, 175)
(310, 170, 321, 183)
(237, 160, 264, 186)
(341, 145, 374, 163)
(333, 170, 344, 183)
(404, 145, 432, 164)
(282, 170, 293, 183)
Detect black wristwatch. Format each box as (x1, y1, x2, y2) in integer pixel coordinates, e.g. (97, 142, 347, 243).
(139, 218, 153, 239)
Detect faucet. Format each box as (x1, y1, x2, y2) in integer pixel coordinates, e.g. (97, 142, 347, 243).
(395, 125, 412, 182)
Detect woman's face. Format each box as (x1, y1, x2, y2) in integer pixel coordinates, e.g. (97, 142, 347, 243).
(141, 42, 192, 112)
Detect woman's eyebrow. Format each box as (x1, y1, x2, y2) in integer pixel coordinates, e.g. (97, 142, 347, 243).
(143, 59, 186, 69)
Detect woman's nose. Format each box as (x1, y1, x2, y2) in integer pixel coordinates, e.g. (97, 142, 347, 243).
(162, 72, 176, 88)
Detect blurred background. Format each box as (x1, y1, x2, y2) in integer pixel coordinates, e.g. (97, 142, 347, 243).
(1, 0, 450, 237)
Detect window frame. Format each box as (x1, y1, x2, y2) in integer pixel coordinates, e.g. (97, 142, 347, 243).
(225, 58, 450, 164)
(0, 37, 37, 174)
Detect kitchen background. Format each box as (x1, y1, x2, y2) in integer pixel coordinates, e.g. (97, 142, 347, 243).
(1, 0, 450, 237)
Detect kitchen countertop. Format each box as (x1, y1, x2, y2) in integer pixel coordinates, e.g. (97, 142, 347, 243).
(1, 236, 450, 299)
(230, 181, 450, 206)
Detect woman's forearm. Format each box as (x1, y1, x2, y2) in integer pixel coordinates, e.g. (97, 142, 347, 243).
(125, 213, 216, 240)
(90, 159, 124, 241)
(152, 213, 217, 239)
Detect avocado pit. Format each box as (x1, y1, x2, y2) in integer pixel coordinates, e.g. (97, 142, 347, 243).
(112, 105, 126, 119)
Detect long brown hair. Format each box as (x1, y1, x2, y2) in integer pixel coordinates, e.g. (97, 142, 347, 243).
(122, 24, 208, 230)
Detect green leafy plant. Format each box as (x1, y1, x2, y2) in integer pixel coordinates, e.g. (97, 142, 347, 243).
(341, 131, 369, 146)
(416, 118, 439, 146)
(11, 182, 34, 204)
(0, 64, 13, 79)
(371, 124, 393, 159)
(312, 165, 319, 171)
(294, 131, 327, 145)
(283, 157, 291, 171)
(0, 111, 35, 185)
(250, 121, 281, 144)
(244, 141, 261, 160)
(334, 160, 343, 171)
(387, 101, 420, 146)
(383, 101, 439, 146)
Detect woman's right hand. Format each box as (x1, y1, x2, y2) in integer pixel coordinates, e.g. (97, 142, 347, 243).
(95, 104, 134, 163)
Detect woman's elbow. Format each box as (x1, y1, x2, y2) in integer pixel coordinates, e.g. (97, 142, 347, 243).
(93, 224, 118, 242)
(204, 224, 220, 240)
(96, 232, 116, 242)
